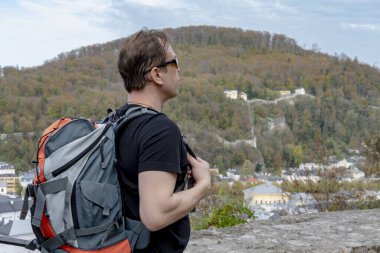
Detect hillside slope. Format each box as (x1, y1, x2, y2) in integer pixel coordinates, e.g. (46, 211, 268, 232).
(1, 26, 380, 173)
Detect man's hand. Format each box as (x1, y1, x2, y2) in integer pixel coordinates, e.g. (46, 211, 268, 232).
(187, 154, 211, 198)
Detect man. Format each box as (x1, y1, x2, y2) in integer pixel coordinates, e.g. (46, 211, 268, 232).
(117, 29, 211, 252)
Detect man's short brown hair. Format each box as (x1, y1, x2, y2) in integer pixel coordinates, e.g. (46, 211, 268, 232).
(118, 29, 169, 92)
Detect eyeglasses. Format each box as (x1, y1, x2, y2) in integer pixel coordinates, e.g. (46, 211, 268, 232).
(145, 57, 179, 74)
(157, 57, 179, 69)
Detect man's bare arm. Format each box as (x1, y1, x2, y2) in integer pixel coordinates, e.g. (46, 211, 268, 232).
(138, 155, 211, 231)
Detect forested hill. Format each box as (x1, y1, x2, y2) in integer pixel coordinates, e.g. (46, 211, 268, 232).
(1, 26, 380, 175)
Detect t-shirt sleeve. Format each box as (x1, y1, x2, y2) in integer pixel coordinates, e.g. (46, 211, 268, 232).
(138, 116, 182, 174)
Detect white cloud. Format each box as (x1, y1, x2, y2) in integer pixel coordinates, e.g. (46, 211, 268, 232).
(0, 0, 120, 67)
(237, 0, 297, 20)
(273, 1, 296, 13)
(123, 0, 185, 9)
(19, 0, 117, 25)
(341, 22, 379, 31)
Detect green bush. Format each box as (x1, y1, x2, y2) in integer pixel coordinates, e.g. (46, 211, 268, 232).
(348, 199, 380, 210)
(207, 202, 254, 228)
(190, 182, 255, 230)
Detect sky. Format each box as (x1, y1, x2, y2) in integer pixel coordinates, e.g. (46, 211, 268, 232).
(0, 0, 379, 68)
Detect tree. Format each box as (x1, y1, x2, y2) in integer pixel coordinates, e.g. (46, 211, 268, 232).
(255, 163, 263, 173)
(363, 135, 380, 176)
(16, 180, 24, 197)
(241, 160, 254, 176)
(293, 145, 304, 166)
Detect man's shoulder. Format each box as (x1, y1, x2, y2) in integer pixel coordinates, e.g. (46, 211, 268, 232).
(117, 105, 181, 136)
(143, 112, 180, 132)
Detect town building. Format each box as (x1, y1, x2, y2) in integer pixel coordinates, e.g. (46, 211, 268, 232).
(19, 171, 35, 189)
(0, 219, 33, 237)
(0, 162, 15, 175)
(0, 181, 7, 195)
(282, 165, 321, 183)
(243, 182, 289, 206)
(343, 167, 365, 180)
(295, 88, 306, 95)
(0, 174, 20, 194)
(298, 163, 323, 170)
(279, 90, 291, 97)
(0, 194, 36, 252)
(223, 90, 248, 101)
(0, 219, 34, 253)
(0, 195, 29, 224)
(328, 158, 354, 169)
(255, 173, 283, 184)
(240, 176, 260, 185)
(226, 169, 240, 181)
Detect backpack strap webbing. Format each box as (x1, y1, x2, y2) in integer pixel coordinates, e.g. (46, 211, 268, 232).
(20, 184, 35, 220)
(39, 227, 75, 253)
(27, 177, 69, 228)
(125, 218, 150, 251)
(21, 177, 68, 222)
(40, 219, 125, 253)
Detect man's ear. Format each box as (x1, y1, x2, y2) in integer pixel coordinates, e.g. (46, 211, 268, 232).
(149, 67, 164, 86)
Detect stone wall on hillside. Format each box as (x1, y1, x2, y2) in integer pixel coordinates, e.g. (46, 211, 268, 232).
(185, 209, 380, 253)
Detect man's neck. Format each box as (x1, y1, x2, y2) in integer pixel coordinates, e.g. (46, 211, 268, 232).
(127, 92, 163, 112)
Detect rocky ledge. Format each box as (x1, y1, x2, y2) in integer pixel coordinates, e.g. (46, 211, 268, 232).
(185, 209, 380, 253)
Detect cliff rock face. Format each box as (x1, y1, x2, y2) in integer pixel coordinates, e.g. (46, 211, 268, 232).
(185, 209, 380, 253)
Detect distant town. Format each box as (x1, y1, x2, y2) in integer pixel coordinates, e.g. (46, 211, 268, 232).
(211, 154, 380, 220)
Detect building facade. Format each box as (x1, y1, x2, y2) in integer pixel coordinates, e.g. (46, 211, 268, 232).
(0, 174, 20, 194)
(0, 181, 7, 195)
(244, 182, 289, 205)
(224, 90, 248, 101)
(0, 162, 16, 175)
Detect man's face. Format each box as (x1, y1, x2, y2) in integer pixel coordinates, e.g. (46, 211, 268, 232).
(160, 44, 180, 100)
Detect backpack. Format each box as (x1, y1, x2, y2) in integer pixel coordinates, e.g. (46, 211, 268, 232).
(20, 106, 155, 253)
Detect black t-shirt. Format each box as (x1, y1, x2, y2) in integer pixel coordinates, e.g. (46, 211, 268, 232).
(116, 104, 190, 253)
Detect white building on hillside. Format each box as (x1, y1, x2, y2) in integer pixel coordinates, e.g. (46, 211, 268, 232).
(295, 88, 306, 95)
(224, 90, 247, 101)
(344, 167, 365, 180)
(239, 92, 248, 101)
(279, 90, 291, 97)
(328, 158, 354, 169)
(299, 163, 323, 170)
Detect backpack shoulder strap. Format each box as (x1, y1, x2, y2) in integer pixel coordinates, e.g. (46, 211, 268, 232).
(114, 106, 158, 136)
(113, 106, 158, 190)
(113, 106, 158, 219)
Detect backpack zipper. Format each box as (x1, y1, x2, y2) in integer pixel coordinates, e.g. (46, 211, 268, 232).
(100, 136, 108, 169)
(51, 123, 112, 177)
